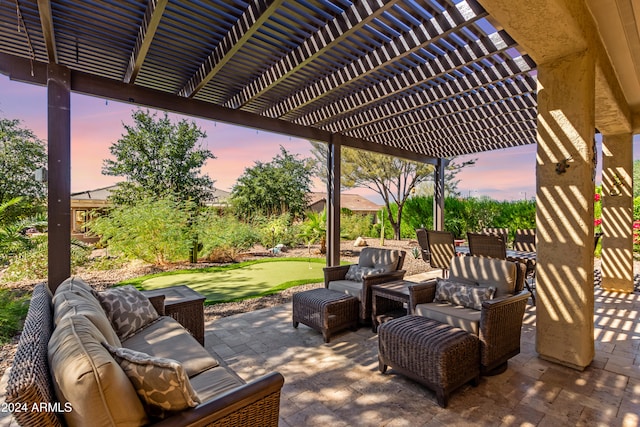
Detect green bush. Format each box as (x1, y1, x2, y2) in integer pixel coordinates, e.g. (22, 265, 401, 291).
(340, 212, 375, 239)
(253, 214, 302, 248)
(2, 236, 91, 282)
(0, 287, 29, 344)
(394, 195, 537, 240)
(196, 212, 259, 262)
(89, 198, 193, 265)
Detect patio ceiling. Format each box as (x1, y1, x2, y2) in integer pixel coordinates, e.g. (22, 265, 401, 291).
(0, 0, 539, 161)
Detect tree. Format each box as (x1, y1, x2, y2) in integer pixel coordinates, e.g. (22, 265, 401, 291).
(0, 118, 47, 221)
(102, 109, 215, 205)
(309, 142, 475, 240)
(231, 146, 312, 218)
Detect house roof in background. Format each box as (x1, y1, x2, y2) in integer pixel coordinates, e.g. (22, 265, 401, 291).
(308, 192, 381, 212)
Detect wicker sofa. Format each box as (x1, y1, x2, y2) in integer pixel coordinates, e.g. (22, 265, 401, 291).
(6, 278, 284, 427)
(407, 256, 530, 374)
(323, 247, 406, 324)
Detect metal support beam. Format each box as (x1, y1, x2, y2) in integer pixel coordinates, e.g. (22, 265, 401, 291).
(124, 0, 168, 84)
(37, 0, 58, 63)
(433, 158, 445, 231)
(47, 64, 71, 292)
(326, 134, 342, 267)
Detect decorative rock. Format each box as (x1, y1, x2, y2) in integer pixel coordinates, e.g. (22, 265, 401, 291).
(353, 237, 368, 247)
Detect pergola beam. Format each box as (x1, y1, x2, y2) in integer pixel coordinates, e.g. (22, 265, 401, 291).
(223, 0, 400, 110)
(123, 0, 168, 84)
(37, 0, 57, 63)
(262, 0, 488, 119)
(0, 52, 438, 165)
(178, 0, 285, 98)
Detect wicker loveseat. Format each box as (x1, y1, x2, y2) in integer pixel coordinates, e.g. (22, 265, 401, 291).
(6, 278, 284, 427)
(407, 256, 530, 374)
(323, 247, 406, 324)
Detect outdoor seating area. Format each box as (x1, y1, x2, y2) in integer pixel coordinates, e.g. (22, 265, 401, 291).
(1, 267, 639, 426)
(142, 282, 640, 425)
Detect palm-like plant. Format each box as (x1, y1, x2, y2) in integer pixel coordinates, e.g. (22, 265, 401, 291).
(298, 210, 327, 255)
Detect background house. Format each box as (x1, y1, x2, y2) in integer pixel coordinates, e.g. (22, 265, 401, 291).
(307, 192, 381, 219)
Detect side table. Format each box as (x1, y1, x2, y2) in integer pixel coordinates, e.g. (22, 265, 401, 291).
(371, 280, 421, 332)
(142, 285, 206, 345)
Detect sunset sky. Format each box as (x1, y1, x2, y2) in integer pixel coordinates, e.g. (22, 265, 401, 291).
(1, 75, 637, 203)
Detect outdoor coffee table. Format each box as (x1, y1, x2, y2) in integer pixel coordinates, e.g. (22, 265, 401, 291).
(371, 280, 422, 332)
(142, 285, 206, 345)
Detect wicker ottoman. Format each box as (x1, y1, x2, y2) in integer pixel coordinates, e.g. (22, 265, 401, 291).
(292, 288, 359, 343)
(378, 315, 480, 408)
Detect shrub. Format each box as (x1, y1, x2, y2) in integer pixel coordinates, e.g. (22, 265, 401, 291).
(0, 287, 29, 344)
(340, 212, 375, 239)
(196, 212, 259, 262)
(2, 236, 91, 282)
(89, 198, 193, 265)
(253, 214, 302, 248)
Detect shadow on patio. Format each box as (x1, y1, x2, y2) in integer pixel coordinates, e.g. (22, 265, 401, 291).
(204, 282, 640, 426)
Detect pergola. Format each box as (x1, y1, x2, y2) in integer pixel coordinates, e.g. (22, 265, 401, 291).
(1, 0, 639, 370)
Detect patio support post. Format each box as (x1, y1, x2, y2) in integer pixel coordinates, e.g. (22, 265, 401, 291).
(326, 134, 341, 266)
(535, 49, 595, 370)
(47, 63, 71, 292)
(433, 158, 445, 231)
(601, 133, 634, 292)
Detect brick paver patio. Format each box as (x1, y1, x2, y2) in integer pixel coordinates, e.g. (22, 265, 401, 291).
(1, 280, 639, 426)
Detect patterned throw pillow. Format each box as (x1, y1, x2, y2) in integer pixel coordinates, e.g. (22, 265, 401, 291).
(104, 343, 201, 418)
(345, 265, 386, 281)
(453, 286, 496, 310)
(434, 278, 462, 303)
(96, 285, 159, 340)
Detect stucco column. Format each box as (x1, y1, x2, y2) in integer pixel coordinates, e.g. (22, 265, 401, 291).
(601, 133, 634, 292)
(535, 50, 595, 370)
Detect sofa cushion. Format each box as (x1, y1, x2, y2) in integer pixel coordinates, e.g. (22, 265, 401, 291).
(414, 303, 481, 335)
(48, 315, 148, 427)
(450, 256, 517, 297)
(96, 285, 159, 340)
(53, 290, 121, 347)
(358, 247, 401, 272)
(189, 366, 245, 402)
(123, 317, 218, 377)
(327, 280, 363, 301)
(344, 265, 385, 281)
(55, 276, 99, 300)
(104, 344, 200, 418)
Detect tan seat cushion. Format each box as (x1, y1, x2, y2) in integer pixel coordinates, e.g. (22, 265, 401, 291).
(327, 280, 363, 300)
(189, 366, 244, 403)
(48, 315, 148, 427)
(450, 256, 517, 297)
(414, 302, 481, 335)
(358, 247, 402, 272)
(55, 276, 98, 298)
(53, 290, 121, 347)
(123, 317, 218, 377)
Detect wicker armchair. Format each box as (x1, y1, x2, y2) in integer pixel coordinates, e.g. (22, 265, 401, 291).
(468, 232, 507, 260)
(426, 230, 456, 277)
(415, 228, 430, 263)
(324, 247, 406, 324)
(407, 256, 530, 375)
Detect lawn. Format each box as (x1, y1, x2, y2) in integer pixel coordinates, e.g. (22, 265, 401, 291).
(121, 258, 326, 304)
